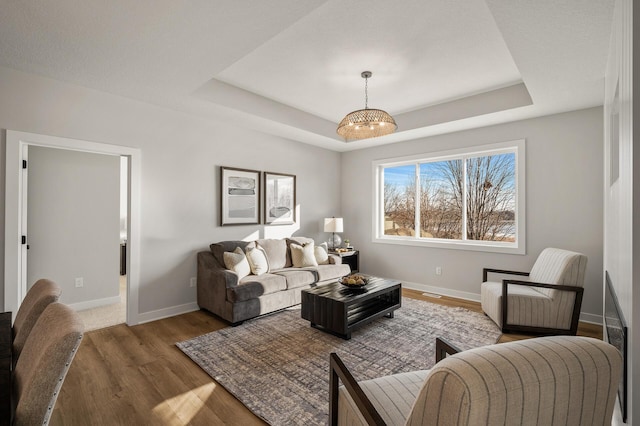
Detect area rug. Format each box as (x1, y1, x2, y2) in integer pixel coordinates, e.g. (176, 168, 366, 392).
(177, 298, 501, 425)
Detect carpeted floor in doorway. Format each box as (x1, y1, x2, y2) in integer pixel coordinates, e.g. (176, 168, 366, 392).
(177, 297, 501, 426)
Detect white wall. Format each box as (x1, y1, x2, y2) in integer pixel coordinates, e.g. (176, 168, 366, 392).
(0, 65, 342, 317)
(27, 146, 120, 305)
(604, 0, 637, 423)
(341, 107, 604, 321)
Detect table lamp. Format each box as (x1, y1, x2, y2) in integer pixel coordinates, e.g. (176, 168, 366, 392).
(323, 217, 343, 250)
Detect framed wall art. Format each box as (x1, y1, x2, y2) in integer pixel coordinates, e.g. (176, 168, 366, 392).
(220, 166, 261, 226)
(264, 172, 296, 225)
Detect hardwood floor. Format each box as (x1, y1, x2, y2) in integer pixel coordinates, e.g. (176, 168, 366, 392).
(51, 289, 602, 425)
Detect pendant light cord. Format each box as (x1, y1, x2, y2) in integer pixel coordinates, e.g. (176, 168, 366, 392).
(364, 76, 369, 109)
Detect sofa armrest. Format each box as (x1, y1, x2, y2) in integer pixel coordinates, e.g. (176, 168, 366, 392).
(198, 251, 239, 288)
(197, 251, 240, 320)
(328, 254, 342, 265)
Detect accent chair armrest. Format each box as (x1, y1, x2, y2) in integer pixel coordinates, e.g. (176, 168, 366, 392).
(482, 267, 530, 282)
(501, 279, 585, 335)
(329, 353, 385, 426)
(435, 337, 461, 363)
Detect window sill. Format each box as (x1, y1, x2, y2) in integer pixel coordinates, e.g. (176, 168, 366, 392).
(372, 235, 525, 255)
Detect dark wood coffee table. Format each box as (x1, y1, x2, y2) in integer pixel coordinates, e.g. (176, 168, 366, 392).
(300, 277, 401, 339)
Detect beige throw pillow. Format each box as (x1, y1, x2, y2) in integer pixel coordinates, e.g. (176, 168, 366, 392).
(246, 246, 269, 276)
(290, 242, 318, 267)
(314, 242, 329, 265)
(223, 247, 250, 279)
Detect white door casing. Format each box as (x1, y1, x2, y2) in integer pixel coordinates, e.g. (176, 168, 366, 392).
(4, 130, 141, 325)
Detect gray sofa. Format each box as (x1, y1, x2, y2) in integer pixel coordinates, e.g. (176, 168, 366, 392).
(197, 237, 351, 325)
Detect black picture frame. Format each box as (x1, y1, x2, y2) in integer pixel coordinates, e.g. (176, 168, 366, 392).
(264, 172, 296, 225)
(220, 166, 261, 226)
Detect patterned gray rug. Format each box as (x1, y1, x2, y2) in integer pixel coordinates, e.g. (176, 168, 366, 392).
(177, 297, 501, 425)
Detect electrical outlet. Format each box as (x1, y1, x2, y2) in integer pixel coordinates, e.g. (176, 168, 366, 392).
(75, 277, 84, 288)
(190, 277, 197, 288)
(435, 267, 442, 276)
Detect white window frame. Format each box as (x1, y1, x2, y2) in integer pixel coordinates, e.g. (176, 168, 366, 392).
(372, 140, 525, 254)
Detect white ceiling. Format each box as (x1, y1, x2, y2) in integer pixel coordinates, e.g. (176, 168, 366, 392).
(0, 0, 614, 152)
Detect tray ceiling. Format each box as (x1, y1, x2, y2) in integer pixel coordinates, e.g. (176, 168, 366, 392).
(0, 0, 614, 151)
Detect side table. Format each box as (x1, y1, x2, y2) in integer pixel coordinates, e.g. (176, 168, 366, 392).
(331, 250, 359, 272)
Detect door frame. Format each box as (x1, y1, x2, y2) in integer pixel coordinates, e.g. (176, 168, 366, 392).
(4, 130, 141, 325)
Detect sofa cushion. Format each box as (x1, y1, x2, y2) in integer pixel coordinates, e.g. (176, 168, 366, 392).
(223, 247, 250, 280)
(315, 264, 351, 282)
(290, 243, 318, 267)
(287, 237, 315, 267)
(210, 240, 253, 267)
(228, 274, 287, 302)
(256, 239, 288, 270)
(314, 242, 330, 265)
(288, 236, 314, 245)
(246, 246, 269, 276)
(272, 268, 317, 289)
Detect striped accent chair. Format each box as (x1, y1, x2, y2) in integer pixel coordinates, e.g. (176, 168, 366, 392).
(12, 302, 84, 425)
(12, 278, 62, 361)
(330, 336, 622, 426)
(480, 248, 587, 335)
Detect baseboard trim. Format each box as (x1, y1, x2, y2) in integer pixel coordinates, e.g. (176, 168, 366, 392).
(401, 280, 602, 325)
(402, 281, 481, 303)
(68, 295, 121, 312)
(579, 312, 602, 325)
(137, 302, 200, 325)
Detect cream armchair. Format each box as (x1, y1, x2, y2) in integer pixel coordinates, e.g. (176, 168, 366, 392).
(330, 336, 621, 426)
(481, 247, 587, 335)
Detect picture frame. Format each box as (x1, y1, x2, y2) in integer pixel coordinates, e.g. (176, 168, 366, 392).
(220, 166, 261, 226)
(264, 172, 296, 225)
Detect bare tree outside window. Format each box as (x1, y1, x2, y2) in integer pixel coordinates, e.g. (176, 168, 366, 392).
(465, 154, 515, 241)
(420, 160, 462, 239)
(383, 165, 416, 236)
(382, 153, 516, 242)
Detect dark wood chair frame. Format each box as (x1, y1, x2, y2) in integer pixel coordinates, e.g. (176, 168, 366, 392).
(329, 337, 460, 426)
(482, 268, 584, 336)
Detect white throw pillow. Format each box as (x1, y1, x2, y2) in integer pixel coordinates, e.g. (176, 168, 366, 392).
(314, 243, 329, 265)
(290, 242, 318, 267)
(246, 246, 269, 275)
(223, 247, 250, 279)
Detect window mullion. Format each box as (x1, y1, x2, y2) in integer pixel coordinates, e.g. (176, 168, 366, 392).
(414, 163, 420, 239)
(462, 156, 468, 241)
(378, 166, 384, 237)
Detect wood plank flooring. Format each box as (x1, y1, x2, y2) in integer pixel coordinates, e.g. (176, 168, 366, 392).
(51, 289, 602, 425)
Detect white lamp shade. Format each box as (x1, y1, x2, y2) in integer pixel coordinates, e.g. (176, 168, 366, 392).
(324, 217, 344, 233)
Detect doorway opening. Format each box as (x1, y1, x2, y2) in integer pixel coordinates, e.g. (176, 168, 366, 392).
(4, 131, 141, 326)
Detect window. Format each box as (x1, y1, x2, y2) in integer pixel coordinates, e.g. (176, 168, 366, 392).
(374, 140, 525, 254)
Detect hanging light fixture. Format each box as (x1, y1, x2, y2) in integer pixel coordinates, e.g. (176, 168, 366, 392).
(337, 71, 397, 141)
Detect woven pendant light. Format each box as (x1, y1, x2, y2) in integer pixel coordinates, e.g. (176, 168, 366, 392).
(337, 71, 397, 141)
